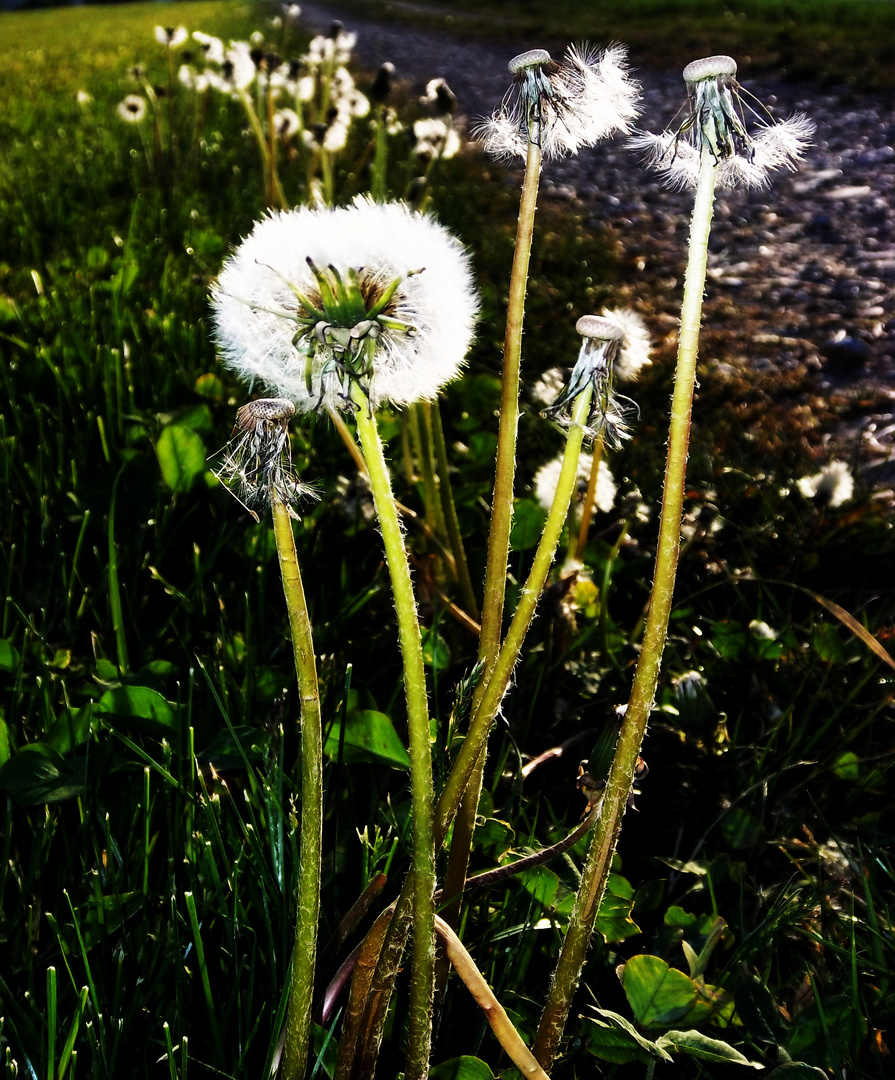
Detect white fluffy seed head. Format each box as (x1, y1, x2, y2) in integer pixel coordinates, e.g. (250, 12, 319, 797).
(533, 452, 616, 516)
(211, 197, 478, 412)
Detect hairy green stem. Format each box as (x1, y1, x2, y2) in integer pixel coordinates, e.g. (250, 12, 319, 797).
(441, 133, 542, 928)
(272, 497, 323, 1080)
(533, 148, 719, 1069)
(435, 387, 593, 851)
(350, 383, 435, 1080)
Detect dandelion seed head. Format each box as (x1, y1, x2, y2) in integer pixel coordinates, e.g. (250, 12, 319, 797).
(155, 25, 188, 49)
(477, 41, 639, 162)
(117, 94, 147, 123)
(530, 368, 567, 408)
(211, 198, 478, 413)
(797, 460, 854, 508)
(193, 31, 226, 66)
(533, 451, 617, 516)
(420, 77, 456, 114)
(212, 398, 316, 518)
(631, 55, 814, 189)
(542, 309, 648, 443)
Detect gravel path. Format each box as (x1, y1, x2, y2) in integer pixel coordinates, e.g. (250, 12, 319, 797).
(301, 2, 895, 486)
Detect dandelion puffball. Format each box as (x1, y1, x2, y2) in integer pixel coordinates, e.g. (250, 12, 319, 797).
(476, 43, 640, 161)
(211, 197, 478, 411)
(629, 54, 814, 189)
(534, 452, 616, 516)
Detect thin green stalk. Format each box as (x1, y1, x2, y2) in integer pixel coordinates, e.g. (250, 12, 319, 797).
(430, 401, 479, 621)
(574, 437, 604, 563)
(107, 466, 128, 674)
(47, 965, 57, 1080)
(435, 387, 593, 851)
(441, 132, 542, 929)
(533, 148, 719, 1070)
(272, 496, 323, 1080)
(478, 133, 542, 680)
(349, 382, 434, 1080)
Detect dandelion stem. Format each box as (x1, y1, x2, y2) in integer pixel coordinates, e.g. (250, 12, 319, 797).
(574, 436, 605, 563)
(533, 148, 718, 1070)
(435, 386, 593, 854)
(441, 133, 542, 929)
(430, 401, 479, 621)
(349, 381, 435, 1080)
(272, 494, 323, 1080)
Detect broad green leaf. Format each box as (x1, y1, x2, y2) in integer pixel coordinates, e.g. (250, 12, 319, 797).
(621, 955, 697, 1028)
(767, 1065, 828, 1078)
(323, 709, 410, 769)
(582, 1009, 672, 1065)
(832, 751, 860, 781)
(250, 665, 290, 702)
(95, 686, 179, 737)
(657, 1029, 764, 1068)
(472, 817, 515, 859)
(430, 1056, 495, 1080)
(45, 707, 92, 755)
(156, 424, 207, 493)
(0, 716, 10, 767)
(595, 873, 641, 943)
(510, 498, 547, 552)
(0, 638, 21, 673)
(785, 995, 867, 1068)
(516, 865, 559, 909)
(0, 744, 86, 804)
(194, 372, 225, 401)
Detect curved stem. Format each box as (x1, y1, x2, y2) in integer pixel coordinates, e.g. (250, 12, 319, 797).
(349, 383, 435, 1080)
(533, 149, 719, 1069)
(435, 916, 551, 1080)
(435, 387, 593, 851)
(272, 497, 323, 1080)
(442, 135, 542, 930)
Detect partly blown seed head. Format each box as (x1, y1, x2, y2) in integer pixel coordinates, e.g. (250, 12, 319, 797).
(476, 41, 640, 162)
(629, 54, 814, 189)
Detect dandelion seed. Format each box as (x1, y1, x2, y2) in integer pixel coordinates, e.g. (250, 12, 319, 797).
(420, 78, 457, 115)
(629, 54, 814, 189)
(542, 311, 649, 446)
(193, 31, 226, 66)
(212, 398, 317, 519)
(211, 197, 478, 413)
(530, 367, 568, 408)
(534, 451, 616, 516)
(274, 108, 300, 139)
(797, 460, 854, 507)
(475, 42, 639, 161)
(155, 25, 188, 49)
(413, 117, 460, 160)
(76, 89, 93, 107)
(370, 61, 396, 102)
(117, 95, 147, 123)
